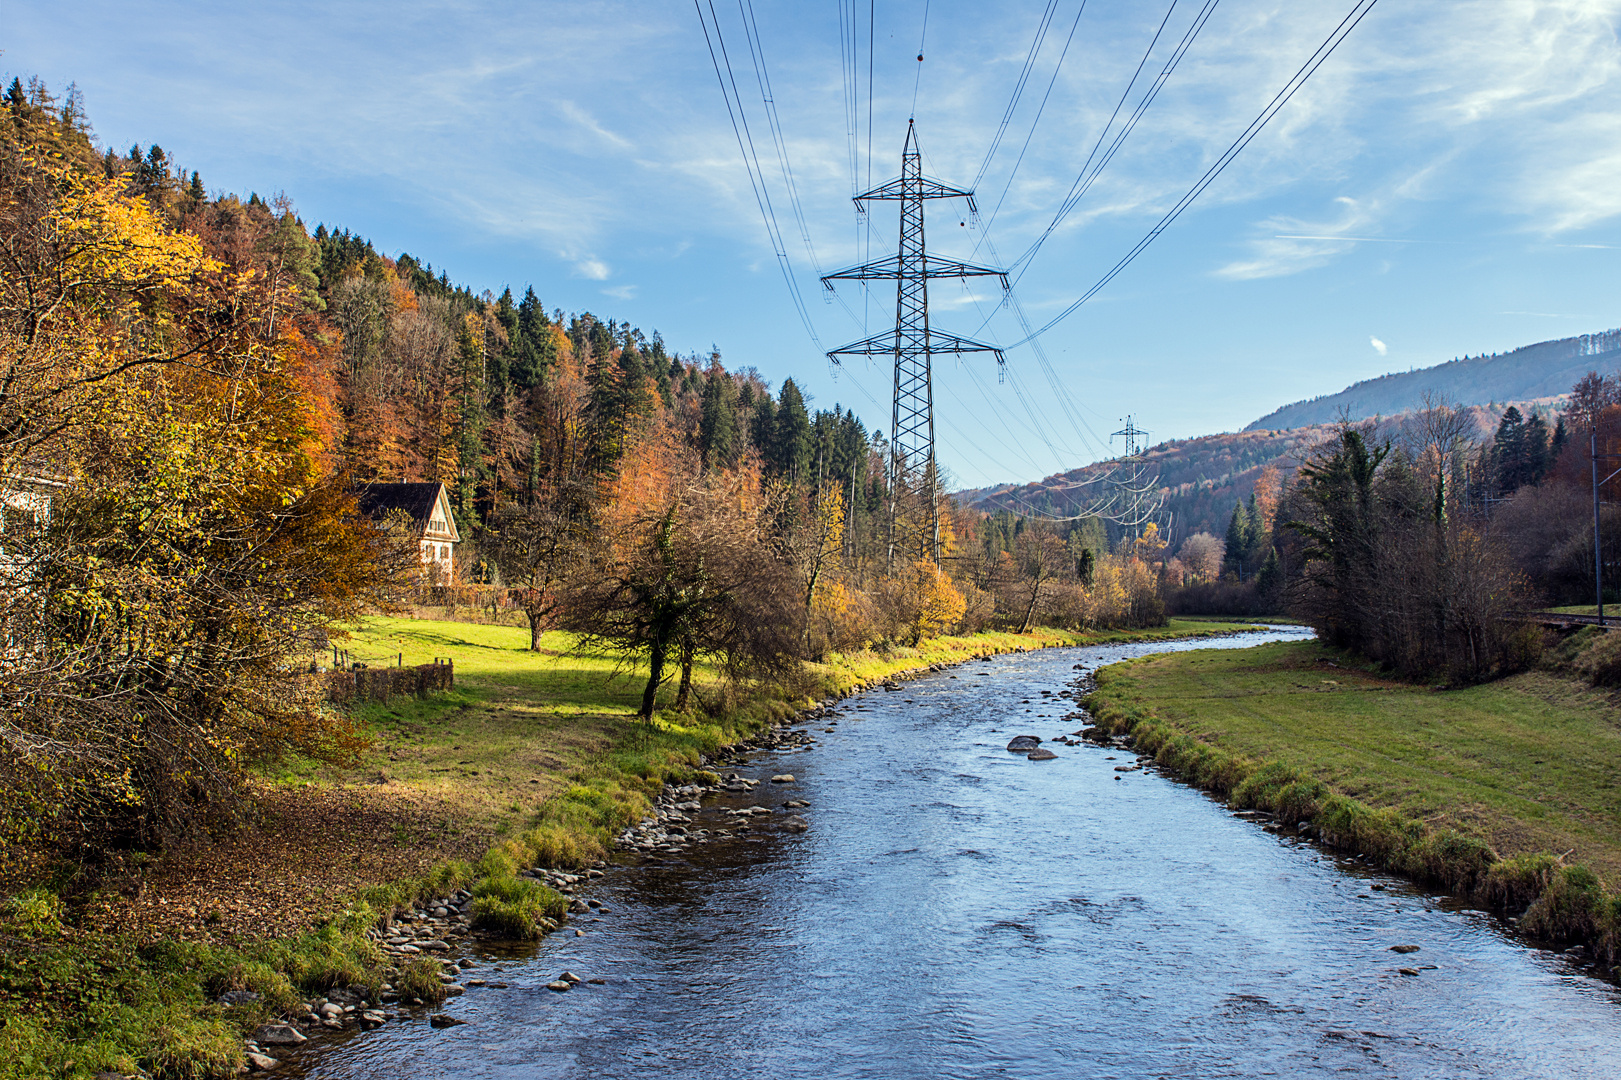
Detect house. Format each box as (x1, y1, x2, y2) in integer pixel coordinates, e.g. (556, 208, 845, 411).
(356, 482, 460, 579)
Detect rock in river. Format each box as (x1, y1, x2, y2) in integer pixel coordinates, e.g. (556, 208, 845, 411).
(782, 815, 810, 833)
(1026, 748, 1058, 761)
(770, 774, 796, 783)
(1006, 735, 1042, 751)
(252, 1023, 307, 1046)
(429, 1013, 468, 1028)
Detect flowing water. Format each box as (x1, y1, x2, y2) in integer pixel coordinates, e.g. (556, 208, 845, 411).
(295, 629, 1621, 1078)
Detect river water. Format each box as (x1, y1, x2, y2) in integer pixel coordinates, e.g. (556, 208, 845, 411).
(297, 629, 1621, 1079)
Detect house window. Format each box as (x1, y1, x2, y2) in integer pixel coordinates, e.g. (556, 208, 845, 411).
(440, 545, 449, 560)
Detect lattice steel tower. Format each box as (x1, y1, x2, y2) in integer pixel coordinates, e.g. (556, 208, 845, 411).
(822, 121, 1007, 566)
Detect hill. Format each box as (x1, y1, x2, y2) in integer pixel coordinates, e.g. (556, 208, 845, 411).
(966, 405, 1510, 542)
(1245, 329, 1621, 431)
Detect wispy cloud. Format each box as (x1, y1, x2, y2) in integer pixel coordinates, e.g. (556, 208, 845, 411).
(1370, 336, 1387, 356)
(602, 284, 638, 300)
(574, 258, 611, 281)
(1216, 196, 1379, 280)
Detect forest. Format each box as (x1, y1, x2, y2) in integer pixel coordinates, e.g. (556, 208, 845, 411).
(0, 78, 1165, 867)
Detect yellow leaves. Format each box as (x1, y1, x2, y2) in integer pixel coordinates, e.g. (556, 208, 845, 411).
(52, 169, 218, 293)
(907, 558, 966, 643)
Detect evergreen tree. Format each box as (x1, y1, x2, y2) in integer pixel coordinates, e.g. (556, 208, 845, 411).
(1255, 545, 1283, 599)
(698, 368, 739, 469)
(186, 171, 205, 203)
(770, 378, 812, 483)
(750, 392, 777, 457)
(1223, 501, 1253, 579)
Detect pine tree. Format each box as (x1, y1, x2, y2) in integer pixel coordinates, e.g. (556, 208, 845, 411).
(186, 171, 205, 202)
(771, 378, 812, 483)
(1223, 501, 1252, 580)
(698, 368, 739, 469)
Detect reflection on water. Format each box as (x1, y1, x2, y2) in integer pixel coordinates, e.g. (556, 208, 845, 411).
(293, 629, 1621, 1079)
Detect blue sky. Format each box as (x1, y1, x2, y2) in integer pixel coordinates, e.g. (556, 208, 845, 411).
(7, 0, 1621, 488)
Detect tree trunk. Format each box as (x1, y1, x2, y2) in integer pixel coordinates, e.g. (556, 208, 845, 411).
(1019, 579, 1041, 634)
(675, 637, 694, 711)
(528, 608, 543, 651)
(640, 634, 668, 720)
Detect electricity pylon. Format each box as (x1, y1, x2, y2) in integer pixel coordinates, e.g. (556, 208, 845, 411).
(1109, 415, 1164, 541)
(822, 121, 1008, 567)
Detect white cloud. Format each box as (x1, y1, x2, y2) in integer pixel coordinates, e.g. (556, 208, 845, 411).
(602, 284, 638, 300)
(574, 258, 611, 281)
(1216, 196, 1378, 280)
(1370, 336, 1387, 356)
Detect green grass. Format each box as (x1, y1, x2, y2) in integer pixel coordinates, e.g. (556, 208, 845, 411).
(1084, 638, 1621, 955)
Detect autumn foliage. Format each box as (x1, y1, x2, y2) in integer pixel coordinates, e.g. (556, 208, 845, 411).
(0, 80, 1175, 861)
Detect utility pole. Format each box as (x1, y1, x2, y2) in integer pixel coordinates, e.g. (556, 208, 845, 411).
(822, 121, 1007, 569)
(1592, 432, 1621, 626)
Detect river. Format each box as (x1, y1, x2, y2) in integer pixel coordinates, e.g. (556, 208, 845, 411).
(294, 628, 1621, 1078)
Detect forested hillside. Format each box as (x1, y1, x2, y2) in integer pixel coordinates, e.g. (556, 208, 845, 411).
(968, 404, 1520, 542)
(1247, 330, 1621, 431)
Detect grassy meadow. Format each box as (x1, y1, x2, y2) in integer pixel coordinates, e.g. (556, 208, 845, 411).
(1086, 637, 1621, 958)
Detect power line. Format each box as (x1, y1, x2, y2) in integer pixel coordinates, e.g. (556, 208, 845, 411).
(1013, 0, 1382, 347)
(1011, 0, 1215, 281)
(971, 0, 1088, 254)
(693, 0, 823, 348)
(971, 0, 1061, 193)
(738, 0, 826, 280)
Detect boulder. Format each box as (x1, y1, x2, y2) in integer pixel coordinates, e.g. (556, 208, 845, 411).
(1026, 748, 1058, 761)
(244, 1051, 281, 1072)
(252, 1023, 307, 1046)
(429, 1013, 467, 1028)
(782, 815, 810, 833)
(1006, 736, 1042, 751)
(770, 774, 795, 783)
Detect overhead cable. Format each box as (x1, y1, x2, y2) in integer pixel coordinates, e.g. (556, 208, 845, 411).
(1012, 0, 1382, 347)
(693, 0, 823, 348)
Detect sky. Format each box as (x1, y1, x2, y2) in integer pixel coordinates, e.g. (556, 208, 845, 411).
(7, 0, 1621, 489)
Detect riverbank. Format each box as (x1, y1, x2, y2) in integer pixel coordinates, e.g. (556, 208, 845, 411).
(1083, 638, 1621, 967)
(0, 618, 1260, 1080)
